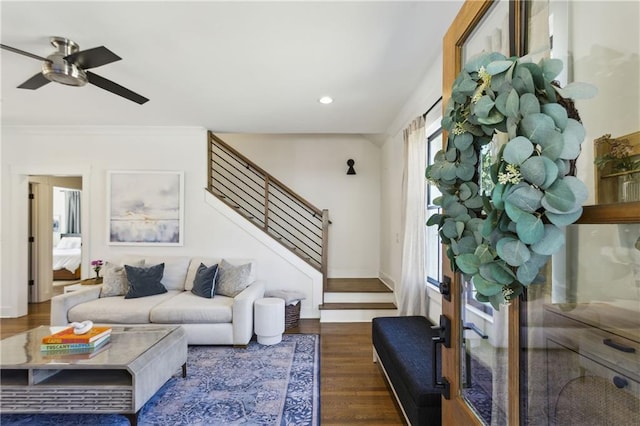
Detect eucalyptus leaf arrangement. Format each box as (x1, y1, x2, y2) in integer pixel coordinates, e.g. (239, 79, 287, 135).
(426, 52, 596, 309)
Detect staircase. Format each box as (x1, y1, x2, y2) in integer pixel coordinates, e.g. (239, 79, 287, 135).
(208, 132, 329, 279)
(208, 132, 397, 321)
(320, 278, 398, 322)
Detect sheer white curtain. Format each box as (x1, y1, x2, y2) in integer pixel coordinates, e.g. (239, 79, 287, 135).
(397, 116, 427, 316)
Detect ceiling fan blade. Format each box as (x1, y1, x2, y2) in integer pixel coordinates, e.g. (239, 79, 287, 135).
(86, 71, 149, 104)
(17, 72, 51, 90)
(65, 46, 121, 69)
(1, 43, 50, 62)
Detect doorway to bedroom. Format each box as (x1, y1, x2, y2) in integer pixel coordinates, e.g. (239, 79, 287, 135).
(28, 175, 82, 303)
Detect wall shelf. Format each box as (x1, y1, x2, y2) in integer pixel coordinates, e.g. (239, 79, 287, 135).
(601, 168, 640, 179)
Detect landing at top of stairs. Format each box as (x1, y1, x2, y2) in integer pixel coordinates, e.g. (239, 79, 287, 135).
(326, 278, 392, 293)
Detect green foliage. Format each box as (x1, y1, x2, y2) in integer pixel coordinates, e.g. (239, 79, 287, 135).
(425, 52, 595, 308)
(503, 136, 534, 165)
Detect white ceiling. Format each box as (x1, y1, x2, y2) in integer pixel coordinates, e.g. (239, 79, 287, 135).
(1, 1, 462, 135)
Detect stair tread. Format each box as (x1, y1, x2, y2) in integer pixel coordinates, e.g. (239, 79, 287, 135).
(326, 278, 392, 293)
(319, 302, 397, 310)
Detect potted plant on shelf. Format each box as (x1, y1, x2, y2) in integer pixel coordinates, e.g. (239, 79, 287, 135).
(594, 134, 640, 203)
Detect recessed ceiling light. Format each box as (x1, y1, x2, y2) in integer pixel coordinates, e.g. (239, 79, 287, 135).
(318, 96, 333, 104)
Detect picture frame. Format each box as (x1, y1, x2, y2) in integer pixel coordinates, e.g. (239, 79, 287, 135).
(107, 170, 184, 246)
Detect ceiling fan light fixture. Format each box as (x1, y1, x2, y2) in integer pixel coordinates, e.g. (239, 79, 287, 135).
(41, 37, 87, 87)
(42, 59, 87, 86)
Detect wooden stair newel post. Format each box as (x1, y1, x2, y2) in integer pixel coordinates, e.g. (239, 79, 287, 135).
(321, 209, 330, 297)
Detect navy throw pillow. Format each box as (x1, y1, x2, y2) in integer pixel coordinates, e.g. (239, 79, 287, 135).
(124, 263, 167, 299)
(191, 263, 218, 298)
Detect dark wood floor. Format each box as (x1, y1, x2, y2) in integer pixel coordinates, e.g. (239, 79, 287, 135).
(326, 277, 393, 292)
(0, 302, 405, 425)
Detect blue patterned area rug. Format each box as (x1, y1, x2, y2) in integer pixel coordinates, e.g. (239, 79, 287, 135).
(1, 334, 319, 426)
(461, 355, 506, 425)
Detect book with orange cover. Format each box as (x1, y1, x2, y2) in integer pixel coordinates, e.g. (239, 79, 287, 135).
(42, 326, 112, 344)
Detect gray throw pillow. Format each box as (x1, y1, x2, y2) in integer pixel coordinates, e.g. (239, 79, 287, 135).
(100, 260, 144, 297)
(124, 263, 167, 299)
(215, 259, 252, 297)
(191, 263, 219, 298)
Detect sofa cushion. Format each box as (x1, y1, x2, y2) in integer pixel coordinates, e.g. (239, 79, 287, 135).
(68, 291, 181, 324)
(125, 263, 167, 299)
(100, 260, 145, 298)
(184, 257, 220, 291)
(150, 291, 234, 324)
(216, 259, 253, 297)
(122, 256, 190, 291)
(184, 258, 255, 291)
(191, 263, 218, 298)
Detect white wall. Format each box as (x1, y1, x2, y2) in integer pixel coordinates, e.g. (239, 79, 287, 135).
(0, 133, 93, 317)
(565, 1, 640, 205)
(0, 132, 3, 315)
(379, 52, 445, 290)
(0, 126, 380, 318)
(221, 133, 381, 278)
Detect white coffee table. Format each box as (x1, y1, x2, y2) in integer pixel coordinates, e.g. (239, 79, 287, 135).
(0, 325, 187, 425)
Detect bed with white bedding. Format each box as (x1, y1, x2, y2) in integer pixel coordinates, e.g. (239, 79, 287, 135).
(53, 234, 81, 280)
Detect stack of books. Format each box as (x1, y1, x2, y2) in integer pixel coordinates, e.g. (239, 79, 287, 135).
(41, 326, 112, 358)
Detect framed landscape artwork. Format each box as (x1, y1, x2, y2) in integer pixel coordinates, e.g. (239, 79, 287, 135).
(107, 171, 184, 246)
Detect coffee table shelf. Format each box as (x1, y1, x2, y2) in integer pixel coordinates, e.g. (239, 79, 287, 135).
(1, 325, 187, 425)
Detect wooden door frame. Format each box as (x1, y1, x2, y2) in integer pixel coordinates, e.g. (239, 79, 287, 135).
(441, 1, 524, 424)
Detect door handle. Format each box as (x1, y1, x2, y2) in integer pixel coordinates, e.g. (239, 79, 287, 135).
(440, 275, 451, 301)
(603, 338, 635, 353)
(463, 322, 489, 339)
(432, 315, 451, 399)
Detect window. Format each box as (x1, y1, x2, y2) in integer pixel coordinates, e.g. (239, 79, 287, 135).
(425, 127, 443, 288)
(424, 124, 493, 316)
(463, 275, 494, 317)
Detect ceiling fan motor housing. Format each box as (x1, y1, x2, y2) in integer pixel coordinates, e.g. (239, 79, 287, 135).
(41, 36, 87, 86)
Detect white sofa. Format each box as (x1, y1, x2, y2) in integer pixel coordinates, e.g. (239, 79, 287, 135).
(50, 256, 265, 345)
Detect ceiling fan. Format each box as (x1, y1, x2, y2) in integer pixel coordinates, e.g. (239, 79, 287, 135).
(0, 36, 149, 104)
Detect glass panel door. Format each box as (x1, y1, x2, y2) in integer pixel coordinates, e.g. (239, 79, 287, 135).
(460, 274, 508, 425)
(518, 1, 640, 424)
(521, 219, 640, 425)
(440, 1, 522, 424)
(457, 2, 512, 424)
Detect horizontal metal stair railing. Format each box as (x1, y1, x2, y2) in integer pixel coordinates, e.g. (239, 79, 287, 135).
(208, 132, 329, 282)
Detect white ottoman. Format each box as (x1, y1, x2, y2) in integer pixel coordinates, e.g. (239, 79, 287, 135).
(254, 297, 285, 345)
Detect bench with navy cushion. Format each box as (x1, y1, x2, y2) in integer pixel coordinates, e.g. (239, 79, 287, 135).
(372, 316, 442, 426)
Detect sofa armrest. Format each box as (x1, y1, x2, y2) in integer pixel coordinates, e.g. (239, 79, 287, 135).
(232, 280, 266, 345)
(50, 286, 102, 326)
